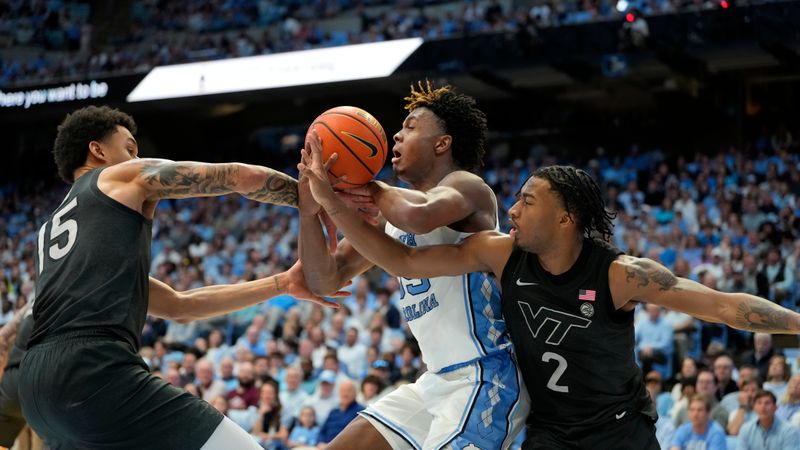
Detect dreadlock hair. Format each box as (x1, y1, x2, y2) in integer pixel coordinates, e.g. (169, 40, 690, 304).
(533, 165, 616, 242)
(404, 80, 487, 171)
(53, 105, 137, 183)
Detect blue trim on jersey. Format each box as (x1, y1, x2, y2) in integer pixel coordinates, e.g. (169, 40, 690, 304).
(359, 409, 421, 450)
(461, 273, 485, 358)
(437, 348, 510, 374)
(437, 352, 522, 450)
(435, 361, 483, 450)
(502, 357, 523, 449)
(468, 273, 509, 357)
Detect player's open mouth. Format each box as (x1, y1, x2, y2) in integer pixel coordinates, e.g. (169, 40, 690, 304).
(391, 150, 401, 164)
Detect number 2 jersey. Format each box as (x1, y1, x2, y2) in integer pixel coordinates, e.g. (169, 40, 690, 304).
(29, 168, 151, 350)
(500, 238, 655, 428)
(385, 222, 511, 373)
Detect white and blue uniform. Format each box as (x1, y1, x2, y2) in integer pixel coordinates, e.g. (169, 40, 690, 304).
(359, 223, 529, 450)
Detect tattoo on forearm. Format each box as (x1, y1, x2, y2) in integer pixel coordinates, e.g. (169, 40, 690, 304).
(626, 258, 681, 291)
(243, 173, 298, 207)
(735, 299, 792, 331)
(141, 161, 239, 198)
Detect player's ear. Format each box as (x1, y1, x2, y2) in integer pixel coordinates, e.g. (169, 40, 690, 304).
(87, 140, 107, 162)
(433, 135, 452, 155)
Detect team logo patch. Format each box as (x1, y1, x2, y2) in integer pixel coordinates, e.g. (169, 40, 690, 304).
(580, 302, 594, 318)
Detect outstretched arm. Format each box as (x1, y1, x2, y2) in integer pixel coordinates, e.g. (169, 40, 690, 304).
(148, 261, 342, 323)
(362, 175, 494, 234)
(101, 158, 298, 207)
(610, 256, 800, 333)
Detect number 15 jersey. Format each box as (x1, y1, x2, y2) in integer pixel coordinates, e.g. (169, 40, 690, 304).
(30, 169, 152, 351)
(500, 238, 655, 428)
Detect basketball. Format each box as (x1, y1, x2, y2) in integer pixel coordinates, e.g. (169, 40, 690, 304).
(306, 106, 389, 189)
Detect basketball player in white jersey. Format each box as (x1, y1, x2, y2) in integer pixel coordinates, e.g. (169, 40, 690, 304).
(298, 81, 529, 450)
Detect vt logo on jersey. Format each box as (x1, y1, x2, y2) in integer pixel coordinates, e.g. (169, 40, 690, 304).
(516, 303, 591, 345)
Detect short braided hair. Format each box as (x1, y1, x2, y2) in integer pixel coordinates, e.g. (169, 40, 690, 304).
(404, 80, 487, 171)
(534, 165, 616, 242)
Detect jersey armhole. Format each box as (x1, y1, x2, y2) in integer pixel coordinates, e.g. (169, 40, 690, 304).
(90, 168, 152, 224)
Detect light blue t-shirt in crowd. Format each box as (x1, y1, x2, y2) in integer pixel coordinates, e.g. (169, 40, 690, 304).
(670, 420, 727, 450)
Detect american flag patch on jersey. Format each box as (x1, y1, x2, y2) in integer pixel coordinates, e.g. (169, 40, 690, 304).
(578, 289, 596, 301)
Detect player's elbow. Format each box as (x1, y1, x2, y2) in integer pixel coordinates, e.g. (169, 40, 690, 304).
(235, 164, 264, 193)
(306, 275, 344, 297)
(162, 293, 198, 324)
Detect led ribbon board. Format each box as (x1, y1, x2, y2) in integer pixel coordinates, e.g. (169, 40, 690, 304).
(127, 38, 424, 102)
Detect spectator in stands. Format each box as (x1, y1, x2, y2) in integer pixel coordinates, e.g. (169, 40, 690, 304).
(777, 374, 800, 421)
(358, 374, 388, 407)
(646, 370, 675, 449)
(298, 357, 318, 395)
(316, 379, 364, 448)
(742, 333, 777, 382)
(674, 369, 729, 429)
(227, 361, 259, 410)
(721, 364, 759, 413)
(288, 405, 320, 448)
(166, 367, 182, 387)
(279, 366, 309, 429)
(205, 329, 231, 366)
(302, 370, 338, 425)
(713, 354, 738, 401)
(646, 370, 674, 417)
(737, 390, 800, 450)
(337, 327, 367, 380)
(219, 356, 239, 393)
(239, 325, 268, 357)
(670, 394, 727, 450)
(375, 287, 400, 330)
(320, 353, 350, 387)
(197, 359, 226, 402)
(764, 355, 791, 400)
(268, 350, 286, 385)
(757, 246, 795, 303)
(179, 352, 198, 386)
(670, 357, 700, 402)
(254, 355, 277, 387)
(252, 382, 288, 449)
(636, 304, 674, 376)
(397, 342, 421, 383)
(727, 376, 760, 436)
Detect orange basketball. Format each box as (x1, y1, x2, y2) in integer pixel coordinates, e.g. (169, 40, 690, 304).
(307, 106, 388, 189)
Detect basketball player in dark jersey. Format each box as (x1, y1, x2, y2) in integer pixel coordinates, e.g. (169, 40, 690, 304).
(17, 105, 344, 450)
(300, 160, 800, 449)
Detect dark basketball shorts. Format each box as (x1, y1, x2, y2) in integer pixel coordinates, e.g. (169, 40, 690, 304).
(19, 332, 223, 450)
(523, 411, 659, 450)
(0, 365, 25, 447)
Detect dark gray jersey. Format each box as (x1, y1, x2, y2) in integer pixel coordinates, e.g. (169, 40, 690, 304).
(501, 238, 655, 428)
(30, 169, 151, 350)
